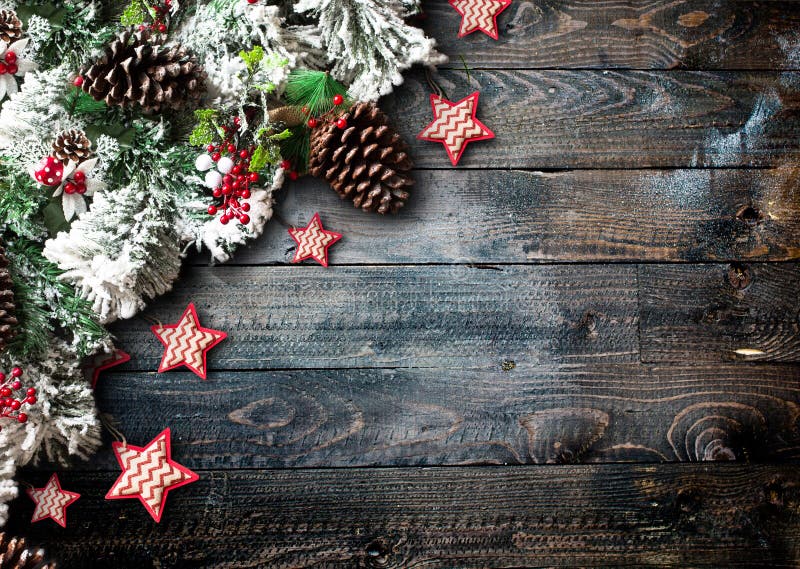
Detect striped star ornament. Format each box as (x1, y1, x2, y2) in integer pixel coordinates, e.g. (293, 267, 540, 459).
(449, 0, 511, 40)
(151, 303, 226, 380)
(417, 92, 494, 166)
(288, 213, 343, 267)
(106, 428, 199, 523)
(27, 473, 80, 528)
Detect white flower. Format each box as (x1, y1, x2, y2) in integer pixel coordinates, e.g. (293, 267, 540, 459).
(0, 38, 38, 100)
(52, 158, 107, 221)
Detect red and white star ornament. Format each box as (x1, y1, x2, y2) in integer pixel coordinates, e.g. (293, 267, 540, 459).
(106, 428, 199, 523)
(151, 303, 226, 380)
(288, 213, 343, 268)
(84, 349, 131, 389)
(417, 92, 495, 166)
(27, 473, 80, 528)
(449, 0, 512, 40)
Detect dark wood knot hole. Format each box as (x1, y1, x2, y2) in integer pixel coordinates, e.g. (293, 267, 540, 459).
(727, 263, 752, 290)
(365, 538, 394, 568)
(736, 205, 763, 226)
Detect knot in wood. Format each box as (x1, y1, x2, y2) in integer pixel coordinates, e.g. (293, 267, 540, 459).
(736, 205, 763, 227)
(364, 537, 394, 568)
(727, 263, 752, 290)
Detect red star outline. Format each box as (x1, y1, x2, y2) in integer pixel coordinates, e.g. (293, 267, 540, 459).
(449, 0, 512, 40)
(105, 427, 199, 523)
(151, 303, 227, 380)
(288, 212, 343, 268)
(27, 473, 80, 528)
(417, 92, 495, 166)
(87, 349, 131, 389)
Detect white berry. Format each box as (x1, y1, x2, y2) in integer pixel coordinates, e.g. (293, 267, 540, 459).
(217, 156, 234, 174)
(195, 154, 214, 172)
(204, 170, 223, 189)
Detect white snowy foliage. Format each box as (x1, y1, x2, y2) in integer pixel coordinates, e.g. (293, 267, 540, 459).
(295, 0, 447, 100)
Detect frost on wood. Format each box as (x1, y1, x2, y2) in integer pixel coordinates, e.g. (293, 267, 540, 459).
(296, 0, 447, 101)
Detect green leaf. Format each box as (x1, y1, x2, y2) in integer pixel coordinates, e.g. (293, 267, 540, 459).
(189, 109, 220, 147)
(249, 145, 270, 172)
(240, 46, 265, 74)
(120, 1, 149, 26)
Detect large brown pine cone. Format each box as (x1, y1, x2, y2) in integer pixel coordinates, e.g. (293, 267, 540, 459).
(0, 11, 22, 44)
(0, 241, 17, 354)
(0, 533, 55, 569)
(308, 102, 413, 214)
(79, 28, 205, 113)
(52, 130, 92, 164)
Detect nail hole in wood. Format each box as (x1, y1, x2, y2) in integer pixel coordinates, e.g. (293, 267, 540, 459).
(736, 205, 763, 226)
(727, 263, 752, 290)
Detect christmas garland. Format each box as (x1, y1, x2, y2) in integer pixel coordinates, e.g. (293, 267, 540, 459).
(0, 0, 445, 527)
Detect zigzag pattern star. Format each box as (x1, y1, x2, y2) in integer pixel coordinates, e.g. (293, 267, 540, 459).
(288, 213, 343, 268)
(417, 92, 495, 166)
(151, 303, 226, 380)
(106, 428, 199, 523)
(450, 0, 511, 40)
(28, 473, 80, 528)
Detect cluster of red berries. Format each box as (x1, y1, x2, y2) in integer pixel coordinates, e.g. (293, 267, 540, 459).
(63, 170, 88, 195)
(206, 119, 260, 225)
(139, 0, 172, 33)
(305, 94, 348, 131)
(0, 50, 19, 76)
(0, 367, 35, 429)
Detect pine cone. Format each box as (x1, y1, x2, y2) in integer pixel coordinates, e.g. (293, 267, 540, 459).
(52, 130, 92, 164)
(0, 241, 17, 354)
(79, 28, 205, 113)
(0, 11, 22, 44)
(308, 102, 413, 214)
(0, 533, 55, 569)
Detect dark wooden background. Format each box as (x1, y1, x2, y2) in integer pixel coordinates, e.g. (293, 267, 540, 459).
(7, 1, 800, 566)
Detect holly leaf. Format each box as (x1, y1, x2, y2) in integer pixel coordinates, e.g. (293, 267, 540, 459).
(240, 46, 265, 74)
(120, 1, 149, 26)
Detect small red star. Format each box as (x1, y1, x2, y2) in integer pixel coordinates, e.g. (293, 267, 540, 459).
(417, 92, 495, 166)
(288, 213, 342, 268)
(449, 0, 511, 40)
(106, 428, 199, 523)
(85, 349, 131, 389)
(27, 473, 80, 528)
(151, 303, 226, 380)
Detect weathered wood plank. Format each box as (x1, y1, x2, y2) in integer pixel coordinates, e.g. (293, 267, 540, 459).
(232, 168, 800, 265)
(112, 265, 639, 370)
(71, 363, 800, 469)
(425, 0, 800, 70)
(385, 69, 800, 168)
(641, 263, 800, 363)
(8, 464, 800, 568)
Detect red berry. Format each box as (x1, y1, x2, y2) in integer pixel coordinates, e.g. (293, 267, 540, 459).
(333, 94, 344, 106)
(0, 62, 8, 75)
(10, 400, 20, 410)
(139, 24, 146, 31)
(280, 159, 291, 170)
(241, 202, 251, 212)
(0, 388, 11, 398)
(4, 51, 16, 64)
(239, 214, 250, 225)
(307, 117, 318, 128)
(240, 189, 251, 199)
(289, 171, 299, 180)
(220, 215, 230, 225)
(239, 149, 249, 159)
(248, 0, 258, 4)
(73, 76, 84, 87)
(223, 185, 233, 196)
(223, 174, 234, 186)
(10, 368, 22, 378)
(212, 153, 221, 162)
(73, 171, 86, 183)
(227, 143, 236, 154)
(233, 116, 241, 126)
(0, 373, 5, 382)
(64, 182, 77, 194)
(158, 23, 167, 32)
(232, 165, 242, 175)
(207, 144, 216, 152)
(26, 388, 35, 396)
(17, 413, 26, 423)
(12, 381, 20, 390)
(248, 172, 259, 183)
(76, 183, 87, 195)
(207, 205, 218, 215)
(26, 395, 36, 404)
(7, 63, 17, 75)
(336, 118, 347, 129)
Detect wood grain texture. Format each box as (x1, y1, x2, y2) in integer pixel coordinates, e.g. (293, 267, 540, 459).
(8, 465, 800, 568)
(425, 0, 800, 70)
(641, 263, 800, 363)
(68, 363, 800, 469)
(385, 69, 800, 168)
(231, 167, 800, 265)
(111, 265, 639, 370)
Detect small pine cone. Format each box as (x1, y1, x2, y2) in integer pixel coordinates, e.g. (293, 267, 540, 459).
(79, 28, 205, 113)
(308, 102, 414, 214)
(52, 130, 92, 164)
(0, 532, 55, 569)
(0, 11, 22, 44)
(0, 241, 17, 354)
